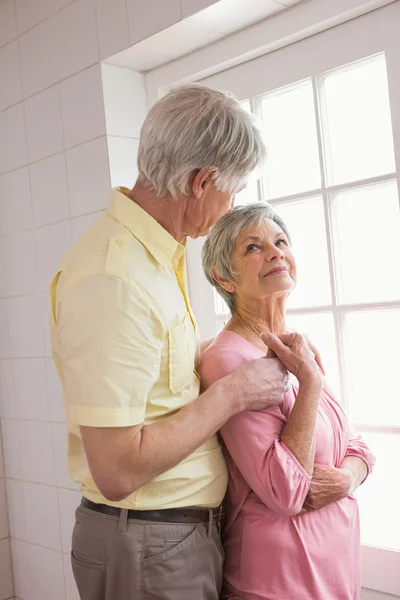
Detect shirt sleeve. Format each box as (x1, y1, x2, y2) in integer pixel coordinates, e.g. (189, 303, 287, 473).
(344, 424, 376, 480)
(54, 273, 165, 428)
(199, 345, 311, 516)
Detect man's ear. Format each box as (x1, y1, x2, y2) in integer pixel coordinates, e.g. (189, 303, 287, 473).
(210, 266, 235, 293)
(192, 166, 218, 199)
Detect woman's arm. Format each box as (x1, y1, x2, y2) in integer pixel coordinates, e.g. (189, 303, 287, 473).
(263, 333, 322, 475)
(200, 335, 322, 516)
(302, 426, 375, 513)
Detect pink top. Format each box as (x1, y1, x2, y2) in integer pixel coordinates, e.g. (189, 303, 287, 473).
(199, 331, 375, 600)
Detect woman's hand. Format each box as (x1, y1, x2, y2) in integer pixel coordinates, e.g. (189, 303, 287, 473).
(262, 332, 321, 387)
(300, 464, 352, 514)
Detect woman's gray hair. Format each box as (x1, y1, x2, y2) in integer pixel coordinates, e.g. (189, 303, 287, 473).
(137, 85, 267, 198)
(202, 203, 291, 312)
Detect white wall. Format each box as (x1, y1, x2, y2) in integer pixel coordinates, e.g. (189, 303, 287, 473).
(0, 1, 217, 598)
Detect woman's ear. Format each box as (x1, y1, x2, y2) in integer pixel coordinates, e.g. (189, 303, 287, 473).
(210, 266, 235, 293)
(192, 166, 218, 199)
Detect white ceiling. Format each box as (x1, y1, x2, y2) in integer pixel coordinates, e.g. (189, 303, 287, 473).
(105, 0, 303, 72)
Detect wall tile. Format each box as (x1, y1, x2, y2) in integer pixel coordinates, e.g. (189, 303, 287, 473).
(0, 167, 32, 236)
(11, 538, 31, 600)
(0, 300, 11, 359)
(13, 358, 50, 421)
(20, 421, 56, 485)
(66, 137, 111, 217)
(24, 482, 61, 550)
(58, 489, 80, 553)
(55, 0, 99, 80)
(35, 221, 72, 292)
(15, 0, 71, 34)
(52, 423, 79, 491)
(2, 231, 38, 296)
(0, 538, 14, 600)
(0, 41, 22, 111)
(6, 478, 27, 540)
(63, 552, 79, 600)
(101, 65, 147, 138)
(0, 359, 17, 419)
(0, 479, 9, 539)
(181, 0, 220, 18)
(70, 211, 104, 244)
(8, 294, 44, 357)
(0, 104, 28, 175)
(30, 153, 70, 227)
(1, 419, 22, 479)
(0, 244, 5, 298)
(38, 292, 52, 358)
(107, 136, 139, 188)
(19, 17, 58, 98)
(60, 65, 107, 149)
(0, 0, 18, 48)
(45, 358, 65, 423)
(126, 0, 181, 45)
(29, 544, 65, 600)
(24, 85, 64, 163)
(95, 0, 129, 60)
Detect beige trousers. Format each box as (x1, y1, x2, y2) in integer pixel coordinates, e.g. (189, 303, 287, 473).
(71, 502, 224, 600)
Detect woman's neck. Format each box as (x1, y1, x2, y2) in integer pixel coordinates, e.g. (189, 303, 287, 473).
(225, 297, 287, 350)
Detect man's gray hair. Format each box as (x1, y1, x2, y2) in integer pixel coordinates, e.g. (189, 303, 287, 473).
(202, 203, 291, 312)
(137, 85, 267, 198)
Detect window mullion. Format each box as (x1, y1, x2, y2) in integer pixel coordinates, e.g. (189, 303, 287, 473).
(312, 74, 349, 410)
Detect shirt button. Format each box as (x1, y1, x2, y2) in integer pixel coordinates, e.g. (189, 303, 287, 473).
(115, 239, 125, 247)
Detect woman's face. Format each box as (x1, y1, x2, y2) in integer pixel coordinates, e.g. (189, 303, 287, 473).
(228, 218, 296, 304)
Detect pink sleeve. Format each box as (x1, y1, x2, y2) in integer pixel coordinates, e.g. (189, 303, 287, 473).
(198, 345, 249, 390)
(345, 424, 376, 478)
(221, 410, 311, 516)
(199, 345, 311, 516)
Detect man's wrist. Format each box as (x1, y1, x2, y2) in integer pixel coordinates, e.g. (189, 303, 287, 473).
(218, 375, 243, 418)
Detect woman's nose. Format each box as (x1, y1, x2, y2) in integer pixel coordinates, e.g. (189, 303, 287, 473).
(265, 243, 284, 262)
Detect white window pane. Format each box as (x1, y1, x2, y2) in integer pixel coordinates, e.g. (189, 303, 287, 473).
(286, 312, 340, 398)
(358, 432, 400, 551)
(343, 309, 400, 426)
(275, 197, 332, 308)
(260, 80, 321, 199)
(234, 177, 259, 207)
(332, 180, 400, 304)
(322, 55, 396, 185)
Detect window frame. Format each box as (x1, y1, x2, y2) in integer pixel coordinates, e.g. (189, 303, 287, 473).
(185, 4, 400, 595)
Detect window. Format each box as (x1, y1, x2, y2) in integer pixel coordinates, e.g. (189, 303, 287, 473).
(181, 4, 400, 592)
(215, 55, 400, 558)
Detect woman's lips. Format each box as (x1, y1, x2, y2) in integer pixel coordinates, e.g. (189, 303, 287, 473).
(265, 267, 288, 276)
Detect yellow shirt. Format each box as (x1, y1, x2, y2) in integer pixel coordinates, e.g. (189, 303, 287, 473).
(50, 188, 228, 509)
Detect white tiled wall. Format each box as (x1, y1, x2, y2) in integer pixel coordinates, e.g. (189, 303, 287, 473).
(0, 0, 181, 596)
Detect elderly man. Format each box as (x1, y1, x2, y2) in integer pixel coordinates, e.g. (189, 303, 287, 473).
(50, 85, 287, 600)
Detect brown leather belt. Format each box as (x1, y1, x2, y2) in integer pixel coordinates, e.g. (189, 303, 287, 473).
(81, 497, 225, 524)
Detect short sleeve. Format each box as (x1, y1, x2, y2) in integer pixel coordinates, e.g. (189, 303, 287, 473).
(54, 273, 164, 427)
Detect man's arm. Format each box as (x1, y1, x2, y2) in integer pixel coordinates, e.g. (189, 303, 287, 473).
(81, 355, 287, 502)
(57, 275, 287, 502)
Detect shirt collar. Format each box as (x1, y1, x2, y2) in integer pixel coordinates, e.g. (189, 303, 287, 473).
(108, 187, 185, 268)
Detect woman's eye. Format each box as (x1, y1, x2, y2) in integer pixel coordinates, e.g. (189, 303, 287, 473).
(276, 238, 288, 246)
(246, 244, 259, 253)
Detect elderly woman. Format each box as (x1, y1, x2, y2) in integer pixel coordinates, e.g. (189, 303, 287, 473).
(199, 203, 375, 600)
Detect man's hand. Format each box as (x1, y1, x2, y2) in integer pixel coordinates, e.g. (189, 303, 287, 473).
(227, 356, 287, 413)
(301, 463, 352, 514)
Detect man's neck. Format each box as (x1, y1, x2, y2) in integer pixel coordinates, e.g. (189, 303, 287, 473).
(126, 183, 188, 243)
